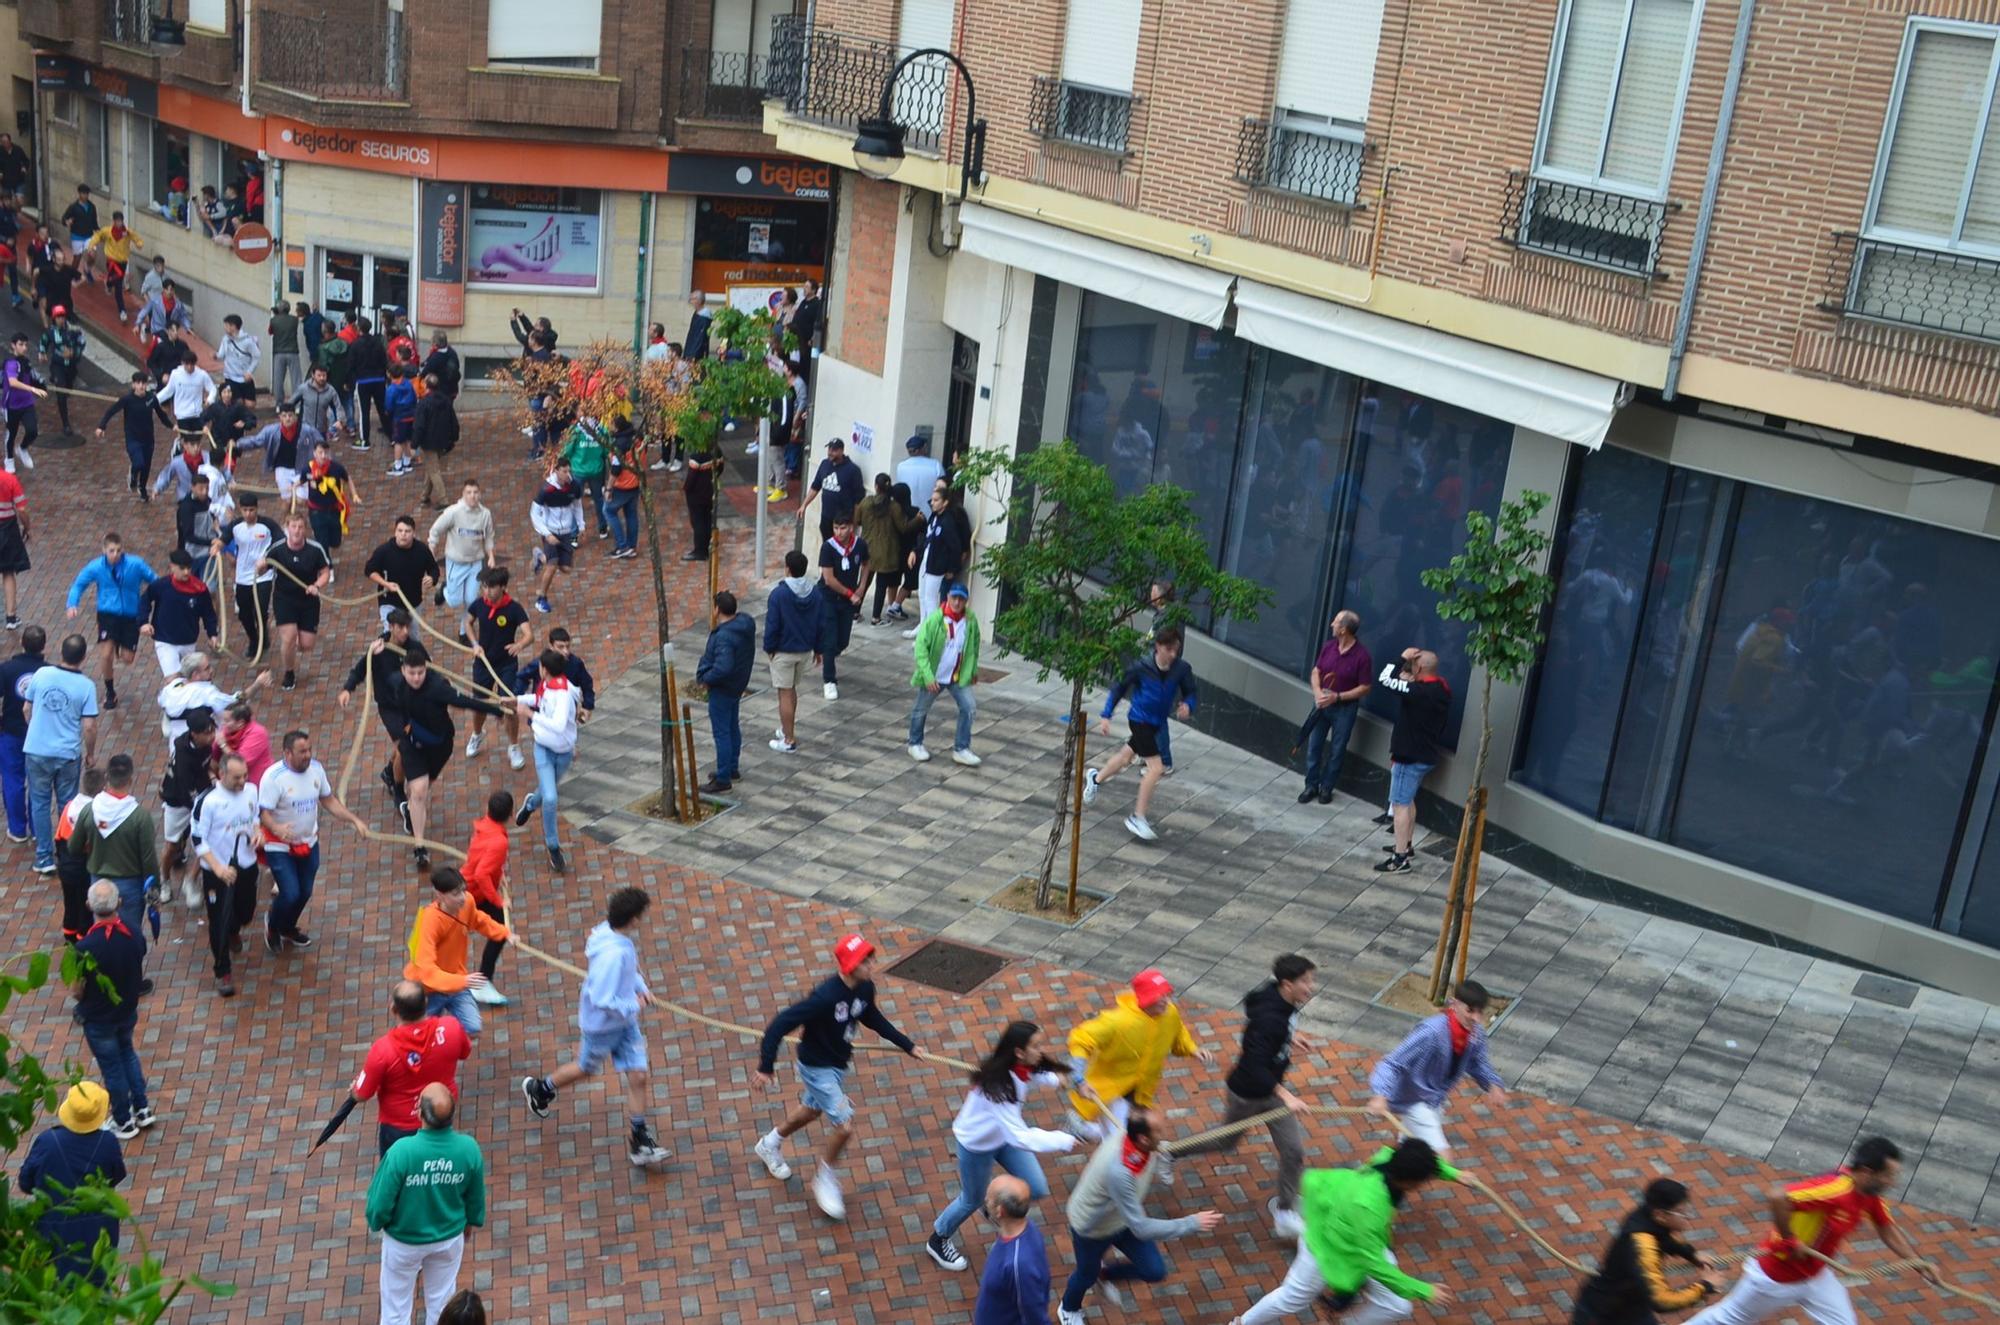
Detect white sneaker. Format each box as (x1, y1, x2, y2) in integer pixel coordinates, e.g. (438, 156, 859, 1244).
(180, 875, 202, 909)
(823, 682, 838, 701)
(15, 449, 30, 471)
(951, 748, 982, 767)
(507, 743, 526, 770)
(812, 1164, 846, 1220)
(2, 458, 12, 474)
(754, 1132, 792, 1180)
(901, 627, 919, 639)
(909, 744, 931, 762)
(470, 983, 509, 1006)
(1125, 815, 1158, 841)
(745, 442, 760, 455)
(768, 737, 798, 754)
(1270, 1198, 1303, 1240)
(1082, 768, 1099, 804)
(466, 733, 484, 758)
(667, 459, 684, 472)
(1057, 1307, 1086, 1325)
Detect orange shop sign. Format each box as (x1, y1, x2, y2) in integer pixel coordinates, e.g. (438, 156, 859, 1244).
(266, 119, 440, 177)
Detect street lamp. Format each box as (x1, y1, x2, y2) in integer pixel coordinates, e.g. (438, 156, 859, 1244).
(849, 47, 987, 201)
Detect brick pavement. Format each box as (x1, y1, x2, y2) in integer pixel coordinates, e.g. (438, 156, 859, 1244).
(0, 350, 1995, 1321)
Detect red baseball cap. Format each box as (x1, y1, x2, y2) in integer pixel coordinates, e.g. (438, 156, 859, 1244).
(1132, 969, 1173, 1004)
(834, 933, 876, 976)
(49, 305, 65, 318)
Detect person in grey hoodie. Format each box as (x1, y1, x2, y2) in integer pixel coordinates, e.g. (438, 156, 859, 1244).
(696, 590, 755, 793)
(292, 363, 342, 443)
(518, 887, 672, 1168)
(1058, 1109, 1220, 1324)
(762, 550, 822, 755)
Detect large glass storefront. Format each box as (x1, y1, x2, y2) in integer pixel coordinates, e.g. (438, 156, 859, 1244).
(1516, 443, 2000, 936)
(1062, 291, 1513, 745)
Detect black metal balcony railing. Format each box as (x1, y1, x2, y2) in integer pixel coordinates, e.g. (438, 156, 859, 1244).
(257, 7, 406, 101)
(1235, 116, 1366, 207)
(1502, 172, 1675, 278)
(680, 48, 772, 123)
(764, 15, 945, 152)
(1820, 232, 2000, 344)
(106, 0, 159, 45)
(1029, 76, 1136, 154)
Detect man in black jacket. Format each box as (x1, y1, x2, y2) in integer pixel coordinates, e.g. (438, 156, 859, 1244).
(1171, 954, 1317, 1240)
(1570, 1178, 1719, 1324)
(683, 291, 711, 362)
(347, 316, 390, 451)
(695, 590, 755, 794)
(421, 331, 461, 400)
(338, 608, 416, 827)
(1375, 648, 1451, 874)
(382, 642, 505, 866)
(414, 374, 460, 510)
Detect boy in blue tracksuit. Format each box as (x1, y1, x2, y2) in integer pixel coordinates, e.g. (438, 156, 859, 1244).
(65, 533, 157, 710)
(1083, 624, 1198, 842)
(384, 363, 417, 478)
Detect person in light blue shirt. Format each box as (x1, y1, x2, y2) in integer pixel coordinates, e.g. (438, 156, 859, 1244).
(22, 633, 98, 873)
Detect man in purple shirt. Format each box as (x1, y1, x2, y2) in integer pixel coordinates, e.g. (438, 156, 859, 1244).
(1295, 609, 1372, 804)
(973, 1173, 1050, 1325)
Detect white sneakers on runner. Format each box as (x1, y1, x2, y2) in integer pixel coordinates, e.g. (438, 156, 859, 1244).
(812, 1163, 845, 1220)
(754, 1131, 792, 1180)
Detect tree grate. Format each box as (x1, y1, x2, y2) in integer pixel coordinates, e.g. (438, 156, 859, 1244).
(887, 940, 1006, 994)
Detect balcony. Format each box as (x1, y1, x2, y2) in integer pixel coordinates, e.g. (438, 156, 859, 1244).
(679, 47, 772, 123)
(1028, 77, 1137, 156)
(19, 0, 88, 44)
(1822, 232, 2000, 345)
(1501, 172, 1675, 278)
(466, 67, 621, 129)
(1235, 116, 1367, 208)
(256, 5, 407, 104)
(766, 16, 946, 153)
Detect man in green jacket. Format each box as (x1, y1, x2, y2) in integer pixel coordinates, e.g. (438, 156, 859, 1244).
(907, 582, 982, 767)
(68, 752, 157, 943)
(559, 417, 610, 541)
(366, 1082, 486, 1325)
(1228, 1138, 1459, 1324)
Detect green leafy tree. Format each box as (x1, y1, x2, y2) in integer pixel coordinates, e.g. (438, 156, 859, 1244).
(1417, 489, 1556, 1000)
(0, 948, 228, 1320)
(957, 441, 1269, 913)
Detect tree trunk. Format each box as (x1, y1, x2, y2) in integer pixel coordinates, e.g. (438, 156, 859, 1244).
(707, 439, 723, 627)
(1433, 671, 1495, 997)
(636, 469, 681, 820)
(1036, 679, 1087, 911)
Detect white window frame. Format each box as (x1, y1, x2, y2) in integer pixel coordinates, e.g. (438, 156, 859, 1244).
(48, 92, 79, 129)
(1530, 0, 1705, 202)
(1861, 16, 2000, 260)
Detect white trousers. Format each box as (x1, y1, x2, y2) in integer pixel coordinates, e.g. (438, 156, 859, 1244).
(1684, 1262, 1856, 1325)
(1240, 1245, 1414, 1325)
(1397, 1102, 1450, 1153)
(378, 1231, 465, 1325)
(918, 572, 945, 625)
(154, 640, 194, 678)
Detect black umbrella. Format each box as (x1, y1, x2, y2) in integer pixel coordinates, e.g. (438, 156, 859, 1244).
(310, 1095, 358, 1153)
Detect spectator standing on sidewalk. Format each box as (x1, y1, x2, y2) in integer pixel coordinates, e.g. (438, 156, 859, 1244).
(405, 866, 509, 1039)
(1372, 648, 1450, 874)
(366, 1084, 485, 1325)
(908, 583, 982, 766)
(970, 1175, 1053, 1325)
(1058, 1110, 1222, 1325)
(69, 752, 157, 940)
(603, 416, 643, 560)
(18, 1082, 127, 1282)
(1171, 954, 1317, 1240)
(0, 624, 45, 838)
(683, 291, 712, 362)
(0, 472, 29, 631)
(71, 880, 153, 1141)
(519, 886, 674, 1169)
(414, 373, 461, 511)
(857, 474, 903, 625)
(815, 516, 868, 702)
(54, 768, 102, 944)
(560, 416, 610, 542)
(1083, 627, 1198, 842)
(763, 550, 819, 754)
(1365, 979, 1506, 1154)
(682, 441, 720, 561)
(512, 647, 581, 874)
(895, 431, 944, 504)
(696, 591, 755, 794)
(903, 482, 967, 639)
(352, 980, 472, 1156)
(268, 302, 302, 404)
(190, 750, 260, 997)
(803, 435, 864, 544)
(1297, 611, 1373, 805)
(386, 364, 419, 477)
(349, 316, 389, 449)
(23, 632, 97, 874)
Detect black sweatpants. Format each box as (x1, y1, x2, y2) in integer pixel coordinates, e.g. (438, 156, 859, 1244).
(477, 898, 507, 979)
(203, 862, 260, 977)
(234, 580, 273, 655)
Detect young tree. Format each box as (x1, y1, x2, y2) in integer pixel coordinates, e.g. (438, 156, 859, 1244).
(0, 948, 227, 1319)
(1418, 489, 1556, 1001)
(956, 441, 1268, 913)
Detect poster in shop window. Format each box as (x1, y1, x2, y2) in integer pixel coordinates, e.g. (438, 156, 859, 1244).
(467, 185, 603, 290)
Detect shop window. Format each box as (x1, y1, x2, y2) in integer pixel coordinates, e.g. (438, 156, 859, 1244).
(690, 194, 830, 298)
(151, 119, 191, 224)
(487, 0, 603, 70)
(467, 186, 604, 292)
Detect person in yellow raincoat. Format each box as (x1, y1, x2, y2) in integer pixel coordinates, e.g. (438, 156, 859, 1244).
(1066, 968, 1210, 1141)
(83, 211, 145, 323)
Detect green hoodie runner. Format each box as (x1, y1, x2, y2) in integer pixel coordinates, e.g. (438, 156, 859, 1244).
(365, 1125, 487, 1246)
(909, 607, 981, 688)
(1299, 1146, 1459, 1303)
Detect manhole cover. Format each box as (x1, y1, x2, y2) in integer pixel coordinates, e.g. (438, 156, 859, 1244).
(1851, 973, 1918, 1008)
(888, 939, 1005, 994)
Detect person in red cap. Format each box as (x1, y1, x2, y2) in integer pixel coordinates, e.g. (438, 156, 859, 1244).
(753, 933, 926, 1220)
(1065, 969, 1209, 1143)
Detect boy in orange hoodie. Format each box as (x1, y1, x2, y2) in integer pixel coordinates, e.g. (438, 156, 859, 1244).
(405, 865, 509, 1039)
(462, 790, 513, 1008)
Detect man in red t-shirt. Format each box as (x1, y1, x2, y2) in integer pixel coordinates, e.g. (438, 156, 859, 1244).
(1685, 1135, 1934, 1324)
(0, 466, 28, 628)
(350, 979, 472, 1156)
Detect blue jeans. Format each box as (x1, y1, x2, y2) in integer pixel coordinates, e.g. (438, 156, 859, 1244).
(707, 691, 741, 781)
(0, 730, 27, 838)
(26, 751, 79, 870)
(109, 876, 147, 939)
(265, 844, 320, 938)
(818, 596, 853, 683)
(533, 743, 573, 850)
(81, 1013, 147, 1124)
(427, 987, 481, 1037)
(1061, 1229, 1169, 1312)
(932, 1144, 1049, 1239)
(1303, 700, 1360, 793)
(581, 475, 607, 534)
(605, 487, 640, 552)
(908, 683, 976, 752)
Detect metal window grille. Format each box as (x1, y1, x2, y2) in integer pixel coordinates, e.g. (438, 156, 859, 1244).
(1234, 116, 1365, 207)
(766, 19, 945, 152)
(680, 48, 771, 122)
(256, 6, 408, 101)
(1502, 172, 1673, 277)
(1823, 232, 2000, 344)
(1029, 76, 1135, 154)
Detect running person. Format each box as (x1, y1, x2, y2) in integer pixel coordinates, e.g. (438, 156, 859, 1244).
(464, 568, 530, 771)
(1572, 1179, 1722, 1325)
(512, 648, 580, 875)
(753, 934, 926, 1220)
(258, 512, 330, 691)
(1065, 968, 1208, 1143)
(527, 459, 583, 616)
(36, 306, 84, 435)
(257, 729, 366, 955)
(428, 481, 497, 646)
(302, 438, 357, 571)
(102, 374, 177, 499)
(155, 348, 216, 437)
(247, 400, 321, 510)
(82, 211, 142, 322)
(364, 517, 438, 628)
(1058, 1109, 1221, 1325)
(338, 608, 416, 826)
(1082, 626, 1198, 841)
(217, 492, 282, 659)
(520, 886, 673, 1169)
(382, 642, 505, 868)
(1365, 979, 1506, 1156)
(65, 533, 156, 711)
(190, 749, 260, 997)
(3, 331, 46, 472)
(0, 463, 28, 629)
(135, 549, 218, 677)
(404, 866, 509, 1039)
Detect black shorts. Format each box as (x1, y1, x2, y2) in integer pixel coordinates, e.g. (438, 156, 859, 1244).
(227, 377, 257, 405)
(397, 738, 452, 782)
(308, 506, 343, 550)
(272, 593, 321, 633)
(0, 519, 28, 575)
(473, 655, 518, 698)
(97, 613, 140, 651)
(541, 534, 575, 570)
(1126, 721, 1162, 759)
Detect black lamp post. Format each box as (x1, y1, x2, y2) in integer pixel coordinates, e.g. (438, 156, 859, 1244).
(851, 47, 987, 201)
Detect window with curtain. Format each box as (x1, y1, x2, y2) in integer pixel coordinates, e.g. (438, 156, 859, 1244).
(187, 0, 229, 33)
(488, 0, 603, 69)
(1265, 0, 1379, 206)
(150, 119, 191, 219)
(894, 0, 956, 143)
(1537, 0, 1700, 195)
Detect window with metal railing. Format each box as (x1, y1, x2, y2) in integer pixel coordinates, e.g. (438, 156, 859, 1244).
(1029, 76, 1135, 154)
(1503, 172, 1673, 276)
(763, 20, 945, 151)
(258, 6, 408, 101)
(1235, 114, 1365, 207)
(680, 48, 771, 122)
(1824, 232, 2000, 343)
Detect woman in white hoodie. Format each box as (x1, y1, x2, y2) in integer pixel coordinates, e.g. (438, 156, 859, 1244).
(924, 1021, 1078, 1273)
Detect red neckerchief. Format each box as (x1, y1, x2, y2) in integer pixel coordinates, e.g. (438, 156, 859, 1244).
(1119, 1139, 1151, 1176)
(943, 601, 965, 623)
(481, 595, 516, 624)
(1010, 1064, 1031, 1082)
(162, 295, 176, 314)
(535, 675, 569, 705)
(831, 534, 856, 558)
(1447, 1007, 1472, 1056)
(309, 457, 332, 482)
(85, 915, 132, 941)
(170, 571, 203, 591)
(111, 225, 127, 240)
(281, 420, 300, 444)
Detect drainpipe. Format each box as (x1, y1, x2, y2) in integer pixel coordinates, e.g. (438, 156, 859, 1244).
(634, 193, 654, 352)
(240, 0, 254, 119)
(1663, 0, 1756, 400)
(267, 156, 284, 309)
